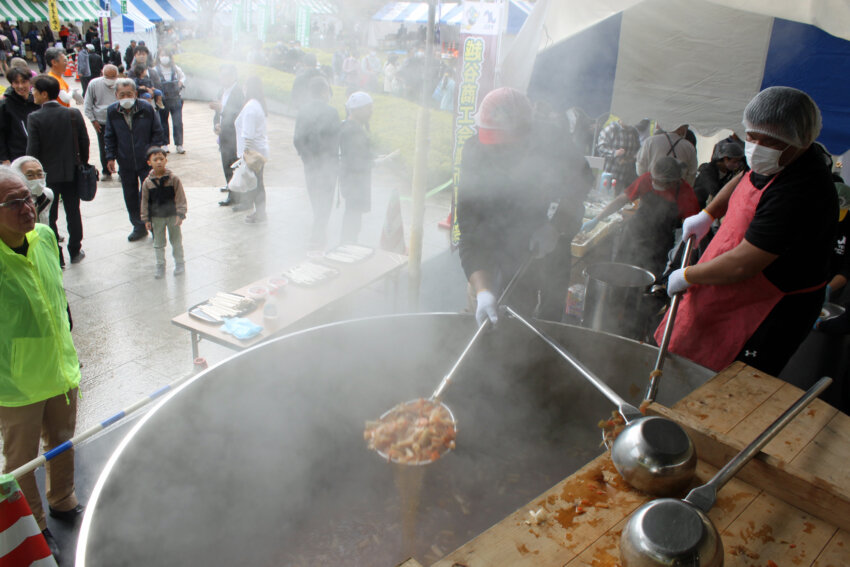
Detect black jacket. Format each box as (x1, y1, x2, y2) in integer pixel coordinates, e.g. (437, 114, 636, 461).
(88, 53, 103, 78)
(338, 119, 372, 212)
(214, 83, 244, 150)
(104, 99, 164, 171)
(103, 47, 121, 67)
(26, 101, 89, 185)
(0, 87, 39, 162)
(124, 45, 135, 68)
(294, 99, 340, 164)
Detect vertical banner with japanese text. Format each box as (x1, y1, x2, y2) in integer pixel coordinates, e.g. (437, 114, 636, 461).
(296, 6, 311, 47)
(48, 0, 61, 33)
(98, 12, 111, 46)
(450, 1, 502, 247)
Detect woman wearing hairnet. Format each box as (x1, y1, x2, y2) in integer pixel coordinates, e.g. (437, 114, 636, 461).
(457, 87, 593, 325)
(660, 86, 838, 376)
(581, 156, 700, 278)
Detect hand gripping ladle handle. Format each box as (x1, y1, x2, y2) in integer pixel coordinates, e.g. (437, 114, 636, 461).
(430, 255, 534, 401)
(684, 376, 832, 512)
(645, 235, 695, 403)
(505, 305, 643, 423)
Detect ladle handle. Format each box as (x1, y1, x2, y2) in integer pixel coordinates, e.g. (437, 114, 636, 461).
(685, 376, 832, 512)
(645, 235, 695, 403)
(505, 306, 643, 423)
(431, 255, 534, 401)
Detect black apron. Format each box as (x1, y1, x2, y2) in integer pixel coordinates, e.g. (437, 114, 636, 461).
(617, 187, 681, 279)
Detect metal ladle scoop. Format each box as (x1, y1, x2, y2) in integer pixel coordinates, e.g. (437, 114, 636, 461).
(370, 256, 535, 466)
(620, 376, 832, 567)
(505, 306, 696, 496)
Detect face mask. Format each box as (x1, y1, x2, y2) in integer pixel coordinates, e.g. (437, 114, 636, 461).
(104, 78, 116, 87)
(119, 98, 135, 109)
(26, 178, 46, 197)
(745, 141, 788, 176)
(160, 56, 170, 65)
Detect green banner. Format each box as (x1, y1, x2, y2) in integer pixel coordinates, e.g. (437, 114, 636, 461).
(296, 5, 310, 47)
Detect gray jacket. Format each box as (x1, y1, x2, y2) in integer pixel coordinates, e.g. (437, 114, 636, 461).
(83, 76, 117, 124)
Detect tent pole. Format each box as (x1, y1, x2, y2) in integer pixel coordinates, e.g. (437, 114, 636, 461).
(407, 0, 436, 311)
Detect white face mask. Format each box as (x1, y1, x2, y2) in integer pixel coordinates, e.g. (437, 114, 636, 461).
(119, 97, 135, 109)
(104, 78, 116, 87)
(745, 141, 788, 176)
(160, 56, 170, 65)
(26, 178, 46, 197)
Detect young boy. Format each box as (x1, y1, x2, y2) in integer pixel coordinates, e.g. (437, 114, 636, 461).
(141, 147, 187, 278)
(132, 63, 165, 109)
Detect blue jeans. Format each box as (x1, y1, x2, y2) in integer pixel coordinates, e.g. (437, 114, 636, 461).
(159, 99, 184, 146)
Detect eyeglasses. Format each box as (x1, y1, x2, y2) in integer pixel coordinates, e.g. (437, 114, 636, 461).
(0, 195, 34, 210)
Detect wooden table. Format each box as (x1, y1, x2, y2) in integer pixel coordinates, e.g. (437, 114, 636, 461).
(431, 362, 850, 566)
(171, 250, 407, 358)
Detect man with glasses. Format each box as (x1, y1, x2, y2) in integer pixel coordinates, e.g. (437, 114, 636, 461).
(0, 168, 83, 563)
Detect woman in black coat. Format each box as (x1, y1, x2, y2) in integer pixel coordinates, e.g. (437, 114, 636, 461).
(0, 68, 40, 164)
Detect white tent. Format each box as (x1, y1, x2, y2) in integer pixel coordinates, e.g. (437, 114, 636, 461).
(501, 0, 850, 153)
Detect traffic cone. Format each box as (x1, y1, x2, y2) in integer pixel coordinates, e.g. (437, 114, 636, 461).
(0, 475, 57, 566)
(64, 60, 75, 78)
(380, 190, 407, 254)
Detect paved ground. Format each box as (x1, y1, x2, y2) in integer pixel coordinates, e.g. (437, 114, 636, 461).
(17, 95, 456, 446)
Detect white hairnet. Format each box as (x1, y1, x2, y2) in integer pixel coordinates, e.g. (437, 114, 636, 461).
(651, 157, 685, 182)
(346, 91, 373, 110)
(743, 86, 822, 148)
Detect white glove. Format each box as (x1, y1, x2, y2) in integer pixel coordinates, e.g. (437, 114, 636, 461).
(475, 290, 498, 326)
(72, 89, 84, 104)
(666, 268, 691, 297)
(682, 210, 713, 242)
(581, 217, 599, 233)
(529, 223, 559, 258)
(58, 90, 72, 105)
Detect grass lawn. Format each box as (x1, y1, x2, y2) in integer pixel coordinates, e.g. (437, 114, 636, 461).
(175, 42, 455, 187)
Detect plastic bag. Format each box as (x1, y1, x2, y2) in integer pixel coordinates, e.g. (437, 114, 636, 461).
(227, 159, 257, 193)
(221, 318, 263, 340)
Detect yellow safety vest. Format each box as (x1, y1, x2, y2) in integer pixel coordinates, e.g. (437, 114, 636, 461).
(0, 224, 80, 407)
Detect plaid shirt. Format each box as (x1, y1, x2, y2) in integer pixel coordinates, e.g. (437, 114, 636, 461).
(596, 121, 641, 184)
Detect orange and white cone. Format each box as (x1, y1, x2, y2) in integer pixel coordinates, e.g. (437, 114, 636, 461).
(0, 475, 57, 566)
(380, 190, 407, 254)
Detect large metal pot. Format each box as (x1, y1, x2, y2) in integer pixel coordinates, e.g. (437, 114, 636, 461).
(583, 262, 656, 340)
(77, 314, 713, 567)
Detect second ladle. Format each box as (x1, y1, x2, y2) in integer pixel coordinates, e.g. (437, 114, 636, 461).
(620, 376, 832, 567)
(505, 306, 696, 496)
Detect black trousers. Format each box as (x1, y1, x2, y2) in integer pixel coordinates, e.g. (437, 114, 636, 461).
(119, 165, 151, 230)
(304, 160, 336, 243)
(48, 180, 82, 262)
(95, 124, 108, 173)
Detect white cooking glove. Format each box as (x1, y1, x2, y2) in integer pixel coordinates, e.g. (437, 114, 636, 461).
(529, 223, 559, 259)
(58, 90, 72, 105)
(475, 290, 498, 326)
(682, 210, 713, 242)
(666, 268, 691, 297)
(72, 89, 84, 104)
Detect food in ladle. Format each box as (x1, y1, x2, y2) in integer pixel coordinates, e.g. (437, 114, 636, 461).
(365, 399, 456, 464)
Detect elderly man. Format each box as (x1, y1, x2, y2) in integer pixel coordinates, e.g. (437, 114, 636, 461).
(11, 155, 53, 224)
(44, 46, 81, 108)
(0, 167, 83, 563)
(27, 74, 90, 266)
(84, 64, 119, 179)
(636, 123, 698, 186)
(105, 78, 164, 241)
(662, 86, 838, 376)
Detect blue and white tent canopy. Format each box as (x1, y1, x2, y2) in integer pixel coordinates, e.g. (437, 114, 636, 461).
(110, 0, 156, 31)
(504, 0, 850, 154)
(372, 1, 530, 30)
(115, 0, 195, 22)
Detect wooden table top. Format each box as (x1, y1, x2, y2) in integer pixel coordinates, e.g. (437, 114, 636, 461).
(171, 249, 407, 350)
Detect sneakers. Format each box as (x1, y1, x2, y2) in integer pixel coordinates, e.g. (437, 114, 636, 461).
(244, 212, 267, 224)
(70, 250, 86, 264)
(155, 264, 165, 279)
(176, 145, 185, 154)
(128, 229, 148, 242)
(174, 263, 185, 276)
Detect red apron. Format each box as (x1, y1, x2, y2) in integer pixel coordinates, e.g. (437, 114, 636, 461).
(654, 171, 823, 371)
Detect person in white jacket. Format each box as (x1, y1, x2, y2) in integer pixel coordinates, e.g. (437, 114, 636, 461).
(11, 155, 53, 226)
(235, 76, 269, 224)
